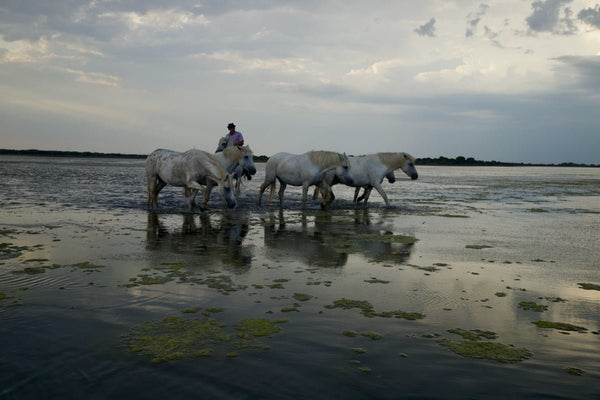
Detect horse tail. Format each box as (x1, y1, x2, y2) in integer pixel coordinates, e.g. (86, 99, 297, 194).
(267, 181, 277, 203)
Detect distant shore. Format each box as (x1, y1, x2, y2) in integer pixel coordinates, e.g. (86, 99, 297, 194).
(0, 149, 597, 167)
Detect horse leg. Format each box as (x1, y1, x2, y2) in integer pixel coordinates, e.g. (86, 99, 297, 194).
(372, 184, 390, 207)
(152, 177, 166, 208)
(146, 174, 155, 207)
(278, 181, 287, 207)
(201, 181, 214, 210)
(353, 187, 361, 203)
(300, 183, 309, 209)
(186, 188, 199, 211)
(235, 176, 241, 196)
(185, 181, 206, 210)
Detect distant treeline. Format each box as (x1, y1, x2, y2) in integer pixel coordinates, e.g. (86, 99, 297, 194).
(416, 156, 598, 168)
(0, 149, 596, 167)
(0, 149, 147, 159)
(0, 148, 270, 162)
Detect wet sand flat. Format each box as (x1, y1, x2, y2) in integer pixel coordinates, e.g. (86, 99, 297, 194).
(1, 156, 599, 399)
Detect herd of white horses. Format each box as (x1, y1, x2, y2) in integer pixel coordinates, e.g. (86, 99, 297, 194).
(145, 136, 418, 211)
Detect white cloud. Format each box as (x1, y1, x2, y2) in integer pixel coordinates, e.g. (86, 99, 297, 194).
(98, 8, 209, 32)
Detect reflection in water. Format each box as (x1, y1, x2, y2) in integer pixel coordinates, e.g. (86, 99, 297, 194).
(262, 209, 415, 267)
(145, 212, 252, 268)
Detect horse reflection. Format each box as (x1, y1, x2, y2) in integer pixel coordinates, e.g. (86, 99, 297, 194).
(146, 212, 252, 268)
(262, 210, 415, 268)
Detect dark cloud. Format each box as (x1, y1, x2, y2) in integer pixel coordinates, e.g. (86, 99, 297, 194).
(578, 5, 600, 29)
(525, 0, 577, 35)
(553, 55, 600, 91)
(466, 4, 489, 38)
(414, 17, 436, 37)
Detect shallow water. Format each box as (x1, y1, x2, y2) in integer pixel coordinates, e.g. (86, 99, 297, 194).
(1, 156, 599, 399)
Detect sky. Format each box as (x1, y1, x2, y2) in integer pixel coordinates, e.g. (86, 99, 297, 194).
(1, 1, 599, 164)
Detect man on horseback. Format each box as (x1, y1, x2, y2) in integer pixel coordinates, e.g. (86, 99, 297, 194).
(227, 123, 244, 147)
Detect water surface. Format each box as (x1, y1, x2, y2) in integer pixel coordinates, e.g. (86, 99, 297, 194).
(1, 156, 599, 399)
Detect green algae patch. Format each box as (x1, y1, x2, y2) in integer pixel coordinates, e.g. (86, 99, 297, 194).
(19, 266, 46, 275)
(0, 293, 14, 301)
(381, 234, 418, 245)
(326, 298, 425, 320)
(281, 307, 299, 312)
(124, 316, 283, 364)
(532, 320, 587, 333)
(578, 282, 600, 291)
(352, 347, 367, 354)
(342, 330, 358, 337)
(234, 318, 285, 337)
(530, 208, 549, 213)
(495, 292, 507, 297)
(361, 331, 382, 340)
(181, 307, 202, 314)
(293, 293, 313, 302)
(327, 299, 374, 314)
(466, 244, 493, 250)
(439, 340, 532, 363)
(565, 367, 586, 376)
(364, 277, 390, 284)
(447, 328, 497, 341)
(72, 261, 105, 270)
(124, 317, 228, 363)
(127, 273, 173, 286)
(518, 301, 548, 312)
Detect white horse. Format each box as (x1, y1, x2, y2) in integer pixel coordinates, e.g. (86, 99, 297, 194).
(258, 151, 354, 209)
(314, 152, 418, 207)
(215, 136, 254, 195)
(191, 146, 256, 209)
(145, 149, 236, 211)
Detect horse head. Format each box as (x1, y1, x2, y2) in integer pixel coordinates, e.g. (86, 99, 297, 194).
(215, 136, 229, 153)
(239, 146, 257, 176)
(335, 152, 354, 186)
(221, 174, 237, 208)
(401, 153, 418, 180)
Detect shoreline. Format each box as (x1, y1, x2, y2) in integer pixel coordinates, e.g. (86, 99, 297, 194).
(0, 148, 597, 167)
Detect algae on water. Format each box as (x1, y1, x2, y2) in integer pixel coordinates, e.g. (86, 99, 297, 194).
(518, 301, 548, 312)
(578, 282, 600, 291)
(439, 340, 532, 363)
(325, 298, 425, 320)
(532, 320, 587, 332)
(123, 316, 285, 364)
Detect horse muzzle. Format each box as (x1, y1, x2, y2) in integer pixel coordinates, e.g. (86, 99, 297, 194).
(226, 198, 237, 208)
(411, 172, 418, 180)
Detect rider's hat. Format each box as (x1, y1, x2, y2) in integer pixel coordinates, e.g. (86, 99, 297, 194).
(227, 123, 236, 129)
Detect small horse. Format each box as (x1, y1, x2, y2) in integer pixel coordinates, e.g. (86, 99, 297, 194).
(145, 149, 236, 211)
(193, 146, 257, 209)
(314, 152, 418, 207)
(258, 151, 354, 209)
(215, 136, 254, 195)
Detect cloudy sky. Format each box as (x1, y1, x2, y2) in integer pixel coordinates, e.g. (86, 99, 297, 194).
(1, 1, 599, 163)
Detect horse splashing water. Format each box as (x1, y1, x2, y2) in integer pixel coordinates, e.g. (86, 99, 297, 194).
(314, 152, 418, 207)
(145, 149, 236, 211)
(258, 151, 354, 209)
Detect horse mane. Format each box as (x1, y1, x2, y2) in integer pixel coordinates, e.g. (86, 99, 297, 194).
(309, 151, 344, 167)
(222, 146, 242, 162)
(185, 149, 229, 182)
(377, 152, 416, 169)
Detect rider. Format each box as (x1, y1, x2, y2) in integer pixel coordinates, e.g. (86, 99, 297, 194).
(227, 123, 244, 147)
